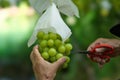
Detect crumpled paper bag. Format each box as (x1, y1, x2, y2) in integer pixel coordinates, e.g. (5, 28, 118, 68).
(29, 0, 79, 17)
(28, 3, 72, 47)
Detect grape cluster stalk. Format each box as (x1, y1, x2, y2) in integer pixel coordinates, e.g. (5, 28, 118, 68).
(37, 31, 73, 69)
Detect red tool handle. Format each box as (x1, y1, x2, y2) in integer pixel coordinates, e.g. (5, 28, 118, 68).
(90, 44, 114, 55)
(89, 44, 114, 63)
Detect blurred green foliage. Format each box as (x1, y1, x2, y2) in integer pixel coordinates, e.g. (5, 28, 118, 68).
(0, 0, 120, 80)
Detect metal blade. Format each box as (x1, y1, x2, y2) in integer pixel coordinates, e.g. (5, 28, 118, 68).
(77, 50, 90, 54)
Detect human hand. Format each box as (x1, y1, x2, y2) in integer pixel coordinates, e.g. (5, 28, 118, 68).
(30, 45, 66, 80)
(87, 38, 120, 67)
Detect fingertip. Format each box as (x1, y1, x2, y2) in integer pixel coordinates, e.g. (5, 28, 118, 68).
(55, 57, 67, 67)
(57, 57, 66, 64)
(87, 47, 91, 51)
(33, 45, 40, 54)
(33, 45, 38, 50)
(61, 57, 67, 63)
(87, 54, 90, 58)
(32, 45, 43, 60)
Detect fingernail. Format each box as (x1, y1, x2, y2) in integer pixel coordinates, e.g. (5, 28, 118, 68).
(62, 57, 66, 62)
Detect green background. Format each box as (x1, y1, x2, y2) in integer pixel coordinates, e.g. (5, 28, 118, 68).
(0, 0, 120, 80)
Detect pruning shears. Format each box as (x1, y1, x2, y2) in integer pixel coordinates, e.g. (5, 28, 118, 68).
(77, 44, 114, 62)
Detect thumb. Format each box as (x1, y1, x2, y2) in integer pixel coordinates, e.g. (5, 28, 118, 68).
(53, 57, 66, 69)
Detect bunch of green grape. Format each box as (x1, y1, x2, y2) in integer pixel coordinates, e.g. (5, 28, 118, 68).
(36, 31, 73, 69)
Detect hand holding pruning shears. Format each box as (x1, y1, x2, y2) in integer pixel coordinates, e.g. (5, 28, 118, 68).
(78, 43, 113, 68)
(87, 43, 113, 68)
(77, 38, 120, 68)
(85, 38, 120, 67)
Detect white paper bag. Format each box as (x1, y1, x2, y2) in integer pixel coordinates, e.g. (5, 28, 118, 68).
(29, 0, 79, 17)
(54, 0, 79, 17)
(28, 3, 72, 47)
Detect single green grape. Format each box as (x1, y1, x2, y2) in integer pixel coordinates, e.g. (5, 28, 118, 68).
(43, 47, 49, 52)
(64, 56, 70, 63)
(49, 32, 57, 40)
(38, 46, 43, 52)
(48, 48, 57, 57)
(41, 52, 49, 60)
(43, 33, 49, 40)
(56, 53, 63, 60)
(47, 39, 54, 47)
(40, 40, 47, 48)
(37, 31, 44, 39)
(58, 45, 66, 53)
(62, 63, 68, 69)
(56, 34, 62, 40)
(54, 39, 62, 47)
(65, 43, 73, 51)
(65, 38, 70, 43)
(65, 50, 71, 56)
(50, 56, 56, 62)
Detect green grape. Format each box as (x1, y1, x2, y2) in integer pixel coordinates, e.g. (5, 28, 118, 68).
(38, 46, 43, 53)
(48, 48, 57, 57)
(50, 56, 56, 62)
(41, 52, 49, 60)
(64, 56, 70, 63)
(65, 50, 71, 56)
(56, 34, 62, 40)
(49, 32, 57, 40)
(54, 39, 62, 47)
(58, 45, 66, 53)
(63, 63, 68, 69)
(37, 32, 72, 69)
(37, 31, 44, 39)
(65, 38, 70, 43)
(47, 39, 54, 47)
(56, 53, 63, 60)
(65, 43, 73, 51)
(43, 47, 49, 52)
(40, 40, 47, 48)
(43, 33, 49, 40)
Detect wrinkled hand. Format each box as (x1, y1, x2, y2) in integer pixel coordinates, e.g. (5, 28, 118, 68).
(87, 38, 120, 67)
(30, 45, 66, 80)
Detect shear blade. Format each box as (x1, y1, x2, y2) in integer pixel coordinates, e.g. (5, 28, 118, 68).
(77, 50, 90, 54)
